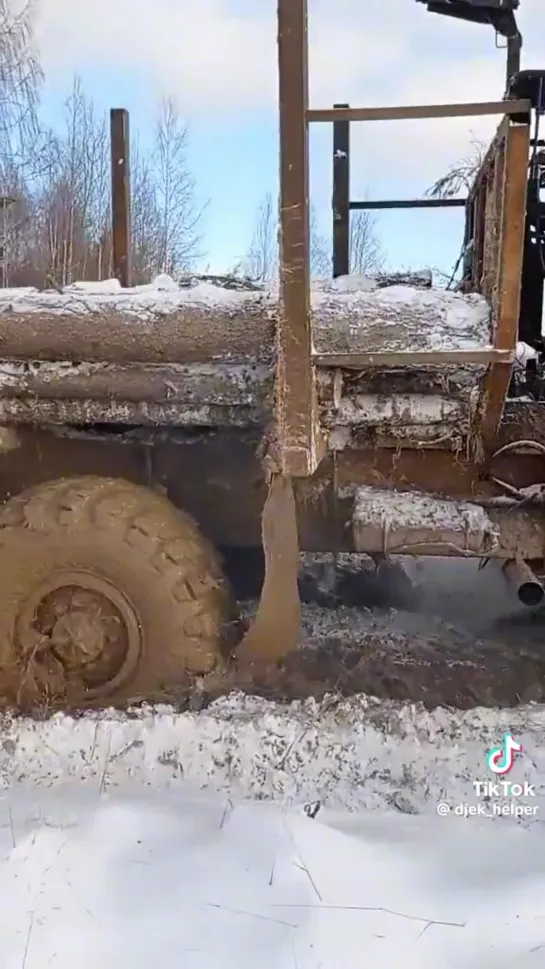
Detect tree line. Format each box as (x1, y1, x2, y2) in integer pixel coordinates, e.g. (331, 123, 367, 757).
(239, 192, 385, 282)
(0, 1, 489, 291)
(0, 0, 390, 289)
(0, 0, 204, 287)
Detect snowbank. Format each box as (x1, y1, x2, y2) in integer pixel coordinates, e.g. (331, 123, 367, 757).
(2, 694, 545, 967)
(2, 693, 545, 815)
(1, 778, 545, 967)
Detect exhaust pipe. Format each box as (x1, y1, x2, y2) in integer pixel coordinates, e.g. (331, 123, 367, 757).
(502, 558, 544, 607)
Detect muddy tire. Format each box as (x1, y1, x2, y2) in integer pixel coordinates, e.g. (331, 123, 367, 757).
(0, 476, 239, 710)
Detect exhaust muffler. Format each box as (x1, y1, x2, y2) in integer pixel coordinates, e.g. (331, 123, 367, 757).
(502, 557, 544, 607)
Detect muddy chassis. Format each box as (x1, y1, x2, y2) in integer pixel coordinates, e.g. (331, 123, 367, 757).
(0, 0, 543, 710)
(0, 398, 542, 713)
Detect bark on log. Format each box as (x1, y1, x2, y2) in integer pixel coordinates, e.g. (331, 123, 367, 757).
(0, 351, 487, 403)
(317, 365, 485, 400)
(0, 300, 274, 364)
(0, 397, 262, 427)
(0, 360, 271, 406)
(0, 282, 491, 364)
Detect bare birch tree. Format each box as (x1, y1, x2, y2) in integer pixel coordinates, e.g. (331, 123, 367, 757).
(243, 195, 330, 281)
(84, 104, 110, 280)
(0, 42, 203, 286)
(245, 192, 277, 282)
(153, 98, 203, 275)
(131, 138, 162, 282)
(33, 77, 111, 285)
(427, 137, 487, 200)
(350, 211, 385, 274)
(244, 192, 384, 281)
(309, 206, 331, 278)
(244, 195, 333, 281)
(426, 137, 487, 287)
(0, 0, 54, 284)
(0, 0, 44, 177)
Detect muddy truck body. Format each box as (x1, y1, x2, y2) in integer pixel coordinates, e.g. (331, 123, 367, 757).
(0, 0, 543, 710)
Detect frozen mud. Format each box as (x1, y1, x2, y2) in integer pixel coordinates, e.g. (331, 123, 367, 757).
(224, 555, 545, 711)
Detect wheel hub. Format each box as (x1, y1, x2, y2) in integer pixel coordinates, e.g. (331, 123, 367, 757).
(16, 570, 142, 698)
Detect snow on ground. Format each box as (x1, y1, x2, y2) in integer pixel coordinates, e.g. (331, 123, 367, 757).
(2, 694, 545, 967)
(4, 558, 545, 968)
(2, 786, 545, 968)
(3, 694, 545, 811)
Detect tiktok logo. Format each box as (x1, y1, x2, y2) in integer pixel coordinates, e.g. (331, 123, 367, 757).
(486, 733, 523, 775)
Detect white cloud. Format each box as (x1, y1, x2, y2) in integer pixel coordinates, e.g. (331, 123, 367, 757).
(35, 0, 278, 109)
(34, 0, 545, 184)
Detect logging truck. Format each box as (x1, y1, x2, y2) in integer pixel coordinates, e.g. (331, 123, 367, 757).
(0, 0, 543, 710)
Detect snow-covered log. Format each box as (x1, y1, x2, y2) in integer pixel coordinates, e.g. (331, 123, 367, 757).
(0, 280, 274, 364)
(311, 283, 491, 356)
(0, 275, 492, 365)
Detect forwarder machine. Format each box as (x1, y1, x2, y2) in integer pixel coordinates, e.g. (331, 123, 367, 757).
(0, 0, 542, 710)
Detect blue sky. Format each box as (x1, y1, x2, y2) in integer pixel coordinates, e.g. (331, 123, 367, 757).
(34, 0, 545, 277)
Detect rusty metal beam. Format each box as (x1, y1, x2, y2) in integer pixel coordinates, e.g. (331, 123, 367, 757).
(481, 121, 530, 441)
(110, 108, 131, 288)
(276, 0, 323, 476)
(350, 198, 466, 210)
(332, 103, 350, 278)
(335, 447, 545, 501)
(308, 99, 531, 123)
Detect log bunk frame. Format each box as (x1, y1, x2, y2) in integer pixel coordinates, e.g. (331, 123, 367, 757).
(275, 0, 530, 475)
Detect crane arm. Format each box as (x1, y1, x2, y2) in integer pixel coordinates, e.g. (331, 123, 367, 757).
(415, 0, 520, 39)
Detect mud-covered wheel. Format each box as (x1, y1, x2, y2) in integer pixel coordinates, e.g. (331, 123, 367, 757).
(0, 476, 239, 710)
